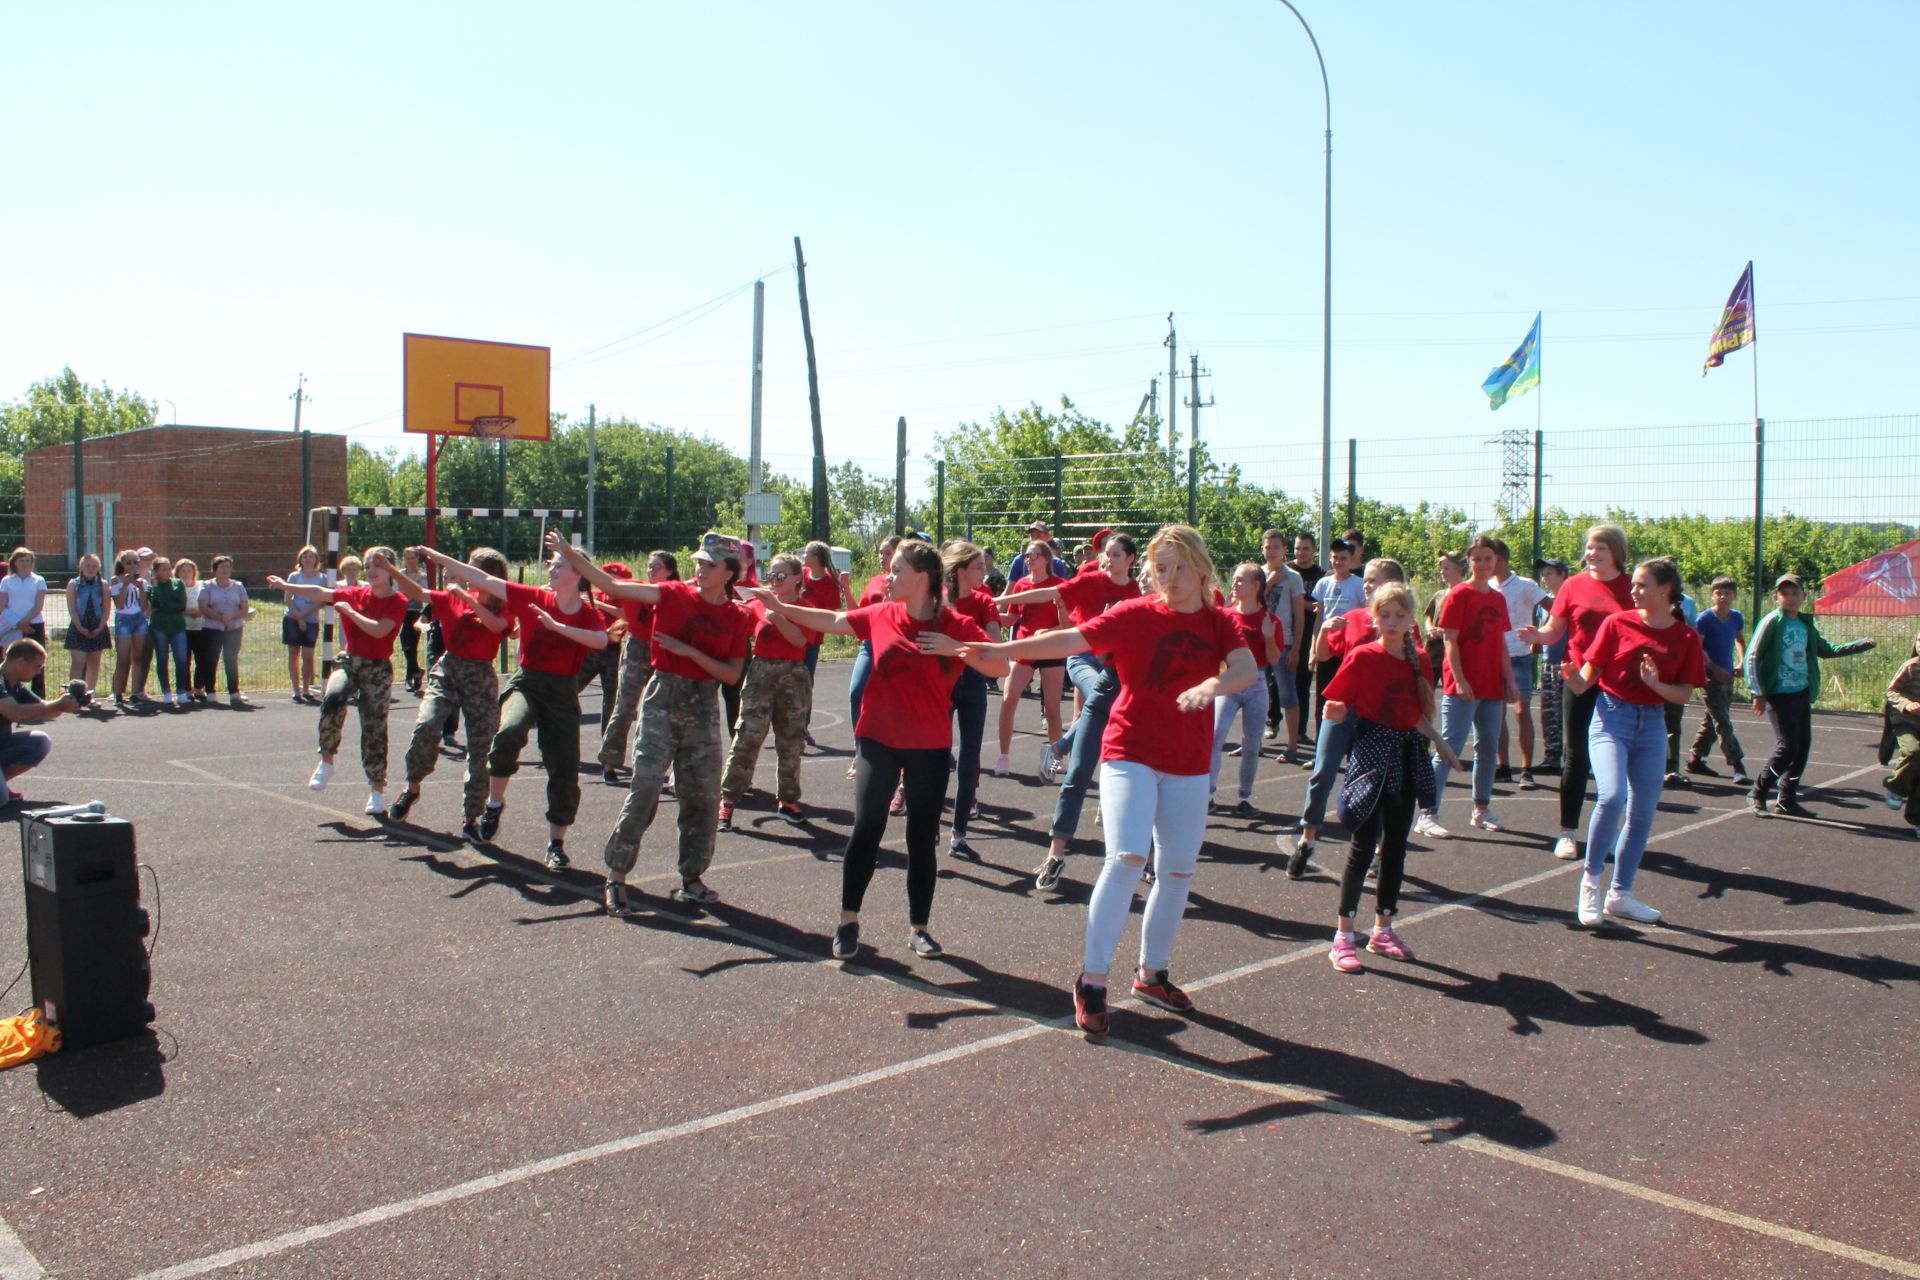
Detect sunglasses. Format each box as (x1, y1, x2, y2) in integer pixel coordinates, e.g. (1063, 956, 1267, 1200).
(767, 571, 792, 582)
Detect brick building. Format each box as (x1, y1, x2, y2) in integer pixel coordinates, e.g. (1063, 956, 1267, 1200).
(25, 425, 348, 577)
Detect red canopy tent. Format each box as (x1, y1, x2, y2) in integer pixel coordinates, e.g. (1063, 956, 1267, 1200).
(1818, 538, 1920, 616)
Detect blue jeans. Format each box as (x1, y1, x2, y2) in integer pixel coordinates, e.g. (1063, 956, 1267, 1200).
(1584, 692, 1669, 892)
(1048, 655, 1118, 842)
(1430, 695, 1504, 812)
(847, 639, 873, 727)
(1051, 652, 1107, 760)
(1209, 677, 1270, 802)
(152, 631, 190, 695)
(1300, 714, 1357, 830)
(949, 669, 987, 836)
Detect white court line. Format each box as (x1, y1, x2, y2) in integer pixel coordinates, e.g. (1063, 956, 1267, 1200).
(0, 1215, 45, 1280)
(1695, 921, 1920, 940)
(112, 760, 1913, 1279)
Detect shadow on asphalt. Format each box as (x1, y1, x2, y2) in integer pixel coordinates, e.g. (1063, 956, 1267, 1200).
(1367, 958, 1710, 1044)
(1623, 928, 1920, 988)
(34, 1029, 168, 1118)
(1163, 1008, 1557, 1149)
(1640, 850, 1914, 914)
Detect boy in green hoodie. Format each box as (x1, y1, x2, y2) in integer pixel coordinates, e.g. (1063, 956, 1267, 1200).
(1744, 573, 1875, 818)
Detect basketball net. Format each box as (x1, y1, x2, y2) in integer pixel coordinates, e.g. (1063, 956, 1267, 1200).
(470, 415, 516, 441)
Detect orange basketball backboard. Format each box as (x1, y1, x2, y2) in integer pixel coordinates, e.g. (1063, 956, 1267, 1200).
(403, 333, 551, 440)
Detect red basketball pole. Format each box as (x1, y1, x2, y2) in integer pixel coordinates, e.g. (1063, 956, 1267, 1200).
(424, 433, 440, 586)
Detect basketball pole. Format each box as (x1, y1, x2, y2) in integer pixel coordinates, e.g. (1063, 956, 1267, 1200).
(425, 432, 440, 574)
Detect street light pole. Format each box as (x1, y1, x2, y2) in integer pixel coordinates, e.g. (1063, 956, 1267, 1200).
(1272, 0, 1332, 564)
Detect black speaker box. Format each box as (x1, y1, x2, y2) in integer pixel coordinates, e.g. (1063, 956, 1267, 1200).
(21, 812, 154, 1050)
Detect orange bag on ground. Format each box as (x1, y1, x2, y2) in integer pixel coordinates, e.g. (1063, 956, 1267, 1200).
(0, 1010, 61, 1068)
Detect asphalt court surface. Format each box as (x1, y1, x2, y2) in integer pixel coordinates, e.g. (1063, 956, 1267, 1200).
(0, 667, 1914, 1278)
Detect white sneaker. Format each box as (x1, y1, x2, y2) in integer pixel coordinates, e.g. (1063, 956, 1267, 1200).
(1886, 792, 1904, 811)
(1576, 874, 1604, 926)
(1038, 743, 1060, 779)
(1412, 813, 1450, 840)
(365, 791, 386, 816)
(1604, 889, 1662, 923)
(308, 760, 333, 791)
(993, 753, 1011, 777)
(1552, 831, 1580, 861)
(1470, 807, 1506, 832)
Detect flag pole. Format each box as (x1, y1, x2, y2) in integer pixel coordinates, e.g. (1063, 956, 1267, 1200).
(1749, 262, 1764, 621)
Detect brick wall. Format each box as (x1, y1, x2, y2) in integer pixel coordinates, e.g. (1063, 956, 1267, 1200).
(25, 426, 348, 579)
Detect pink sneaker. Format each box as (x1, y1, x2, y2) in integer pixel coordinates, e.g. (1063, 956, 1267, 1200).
(1329, 935, 1363, 974)
(1366, 924, 1414, 960)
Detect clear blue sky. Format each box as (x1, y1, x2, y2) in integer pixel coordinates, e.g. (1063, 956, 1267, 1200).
(6, 1, 1915, 519)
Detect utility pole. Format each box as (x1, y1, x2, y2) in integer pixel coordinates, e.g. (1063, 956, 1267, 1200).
(1147, 376, 1158, 430)
(292, 374, 313, 539)
(1163, 314, 1178, 463)
(1185, 352, 1213, 450)
(794, 236, 829, 542)
(586, 404, 597, 552)
(747, 280, 766, 547)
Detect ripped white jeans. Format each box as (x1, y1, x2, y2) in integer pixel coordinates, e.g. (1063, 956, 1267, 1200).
(1083, 760, 1210, 977)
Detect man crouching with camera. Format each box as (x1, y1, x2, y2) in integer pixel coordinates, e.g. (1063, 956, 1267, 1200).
(1, 639, 84, 806)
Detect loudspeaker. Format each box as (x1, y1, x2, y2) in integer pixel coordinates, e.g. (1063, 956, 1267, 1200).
(21, 811, 154, 1050)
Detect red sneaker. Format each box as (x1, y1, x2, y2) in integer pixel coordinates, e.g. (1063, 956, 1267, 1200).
(717, 800, 734, 832)
(1072, 977, 1109, 1037)
(1131, 969, 1194, 1013)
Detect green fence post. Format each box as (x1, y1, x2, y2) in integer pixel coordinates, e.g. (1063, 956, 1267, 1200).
(1752, 417, 1765, 622)
(1532, 428, 1544, 568)
(936, 460, 946, 542)
(1345, 437, 1356, 532)
(1187, 446, 1198, 525)
(665, 445, 676, 550)
(1052, 453, 1064, 531)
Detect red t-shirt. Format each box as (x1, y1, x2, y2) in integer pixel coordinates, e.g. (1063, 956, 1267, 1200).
(1054, 571, 1142, 628)
(1550, 571, 1634, 668)
(333, 585, 411, 661)
(1227, 606, 1276, 669)
(644, 580, 751, 682)
(948, 588, 999, 635)
(1077, 559, 1104, 575)
(1004, 577, 1064, 638)
(502, 581, 607, 678)
(857, 573, 889, 607)
(601, 583, 655, 645)
(801, 571, 843, 613)
(1438, 582, 1512, 699)
(1324, 641, 1434, 731)
(1324, 608, 1419, 659)
(748, 599, 809, 662)
(1077, 596, 1250, 776)
(428, 589, 503, 664)
(1585, 612, 1707, 705)
(846, 602, 990, 750)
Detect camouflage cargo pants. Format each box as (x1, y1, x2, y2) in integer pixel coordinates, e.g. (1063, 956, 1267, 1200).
(721, 657, 811, 804)
(603, 671, 722, 882)
(404, 654, 501, 822)
(488, 668, 585, 828)
(318, 653, 393, 789)
(597, 636, 653, 770)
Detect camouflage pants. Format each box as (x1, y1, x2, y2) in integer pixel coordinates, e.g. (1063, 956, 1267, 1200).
(1539, 659, 1565, 767)
(488, 668, 584, 828)
(721, 658, 811, 804)
(603, 671, 722, 881)
(317, 653, 393, 789)
(597, 636, 653, 770)
(404, 654, 501, 822)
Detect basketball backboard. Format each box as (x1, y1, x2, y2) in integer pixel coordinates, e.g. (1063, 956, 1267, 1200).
(403, 333, 551, 441)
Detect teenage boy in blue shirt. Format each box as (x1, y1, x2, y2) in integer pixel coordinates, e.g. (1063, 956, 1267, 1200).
(1686, 576, 1750, 785)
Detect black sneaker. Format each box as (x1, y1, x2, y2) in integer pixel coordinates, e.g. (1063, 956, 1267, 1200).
(603, 881, 632, 917)
(830, 921, 860, 960)
(949, 837, 980, 861)
(1286, 837, 1314, 881)
(544, 842, 569, 872)
(777, 802, 805, 826)
(1685, 756, 1718, 777)
(1234, 799, 1257, 817)
(460, 819, 483, 844)
(386, 790, 419, 823)
(602, 767, 626, 786)
(478, 804, 503, 842)
(1664, 772, 1688, 787)
(1749, 792, 1769, 817)
(1494, 765, 1513, 784)
(908, 928, 943, 958)
(1775, 796, 1813, 818)
(1034, 855, 1066, 892)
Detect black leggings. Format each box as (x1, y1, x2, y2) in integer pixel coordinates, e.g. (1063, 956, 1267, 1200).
(842, 738, 948, 925)
(1760, 690, 1813, 789)
(1558, 684, 1602, 830)
(1340, 758, 1416, 920)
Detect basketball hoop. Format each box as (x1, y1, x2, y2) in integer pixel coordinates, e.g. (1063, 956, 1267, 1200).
(470, 414, 516, 440)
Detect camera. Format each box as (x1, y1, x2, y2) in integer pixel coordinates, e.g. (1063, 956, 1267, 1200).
(66, 679, 93, 709)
